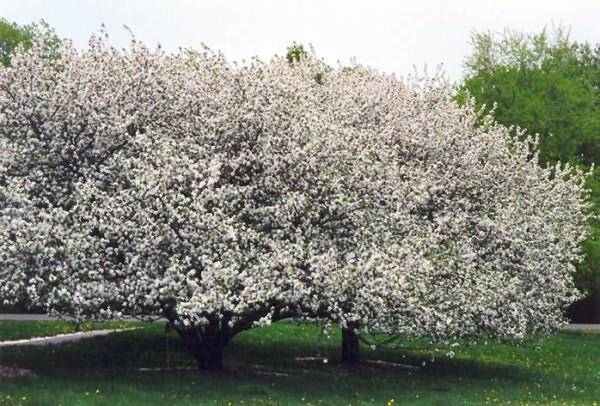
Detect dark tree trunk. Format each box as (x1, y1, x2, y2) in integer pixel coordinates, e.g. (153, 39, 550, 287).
(174, 322, 230, 371)
(162, 301, 298, 371)
(341, 322, 360, 364)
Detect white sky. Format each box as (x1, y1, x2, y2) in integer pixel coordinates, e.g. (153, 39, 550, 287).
(2, 0, 600, 82)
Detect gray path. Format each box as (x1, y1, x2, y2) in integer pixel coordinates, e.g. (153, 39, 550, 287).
(562, 323, 600, 331)
(0, 329, 133, 347)
(0, 314, 56, 321)
(0, 314, 156, 321)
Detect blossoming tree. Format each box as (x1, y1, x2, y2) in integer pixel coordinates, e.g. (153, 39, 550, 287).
(0, 30, 590, 370)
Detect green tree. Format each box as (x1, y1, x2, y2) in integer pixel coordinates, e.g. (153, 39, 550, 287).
(0, 19, 60, 68)
(0, 18, 34, 66)
(458, 27, 600, 306)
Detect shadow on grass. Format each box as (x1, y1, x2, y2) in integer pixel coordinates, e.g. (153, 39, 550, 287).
(0, 322, 535, 383)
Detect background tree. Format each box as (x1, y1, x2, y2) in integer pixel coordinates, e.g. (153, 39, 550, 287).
(458, 27, 600, 320)
(0, 19, 60, 69)
(0, 18, 33, 66)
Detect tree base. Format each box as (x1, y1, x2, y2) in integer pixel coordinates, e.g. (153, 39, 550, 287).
(174, 323, 229, 371)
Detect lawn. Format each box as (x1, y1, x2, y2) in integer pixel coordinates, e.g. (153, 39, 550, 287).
(0, 321, 599, 405)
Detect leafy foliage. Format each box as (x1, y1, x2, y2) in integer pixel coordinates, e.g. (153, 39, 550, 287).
(0, 18, 33, 66)
(286, 42, 308, 64)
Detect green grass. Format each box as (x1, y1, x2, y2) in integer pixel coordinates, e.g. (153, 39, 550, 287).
(0, 320, 141, 342)
(0, 321, 599, 405)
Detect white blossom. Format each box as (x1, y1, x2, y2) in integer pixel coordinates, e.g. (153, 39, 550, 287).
(0, 29, 590, 361)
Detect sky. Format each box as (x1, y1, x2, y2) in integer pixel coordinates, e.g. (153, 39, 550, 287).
(2, 0, 600, 82)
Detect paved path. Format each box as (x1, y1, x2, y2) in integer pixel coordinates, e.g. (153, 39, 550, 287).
(0, 314, 154, 321)
(0, 314, 143, 347)
(562, 323, 600, 331)
(0, 314, 56, 321)
(0, 329, 134, 347)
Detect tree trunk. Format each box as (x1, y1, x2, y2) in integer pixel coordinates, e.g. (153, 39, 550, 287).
(162, 302, 297, 371)
(174, 323, 230, 371)
(341, 322, 360, 364)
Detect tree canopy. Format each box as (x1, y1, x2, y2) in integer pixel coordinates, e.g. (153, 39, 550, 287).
(0, 30, 590, 370)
